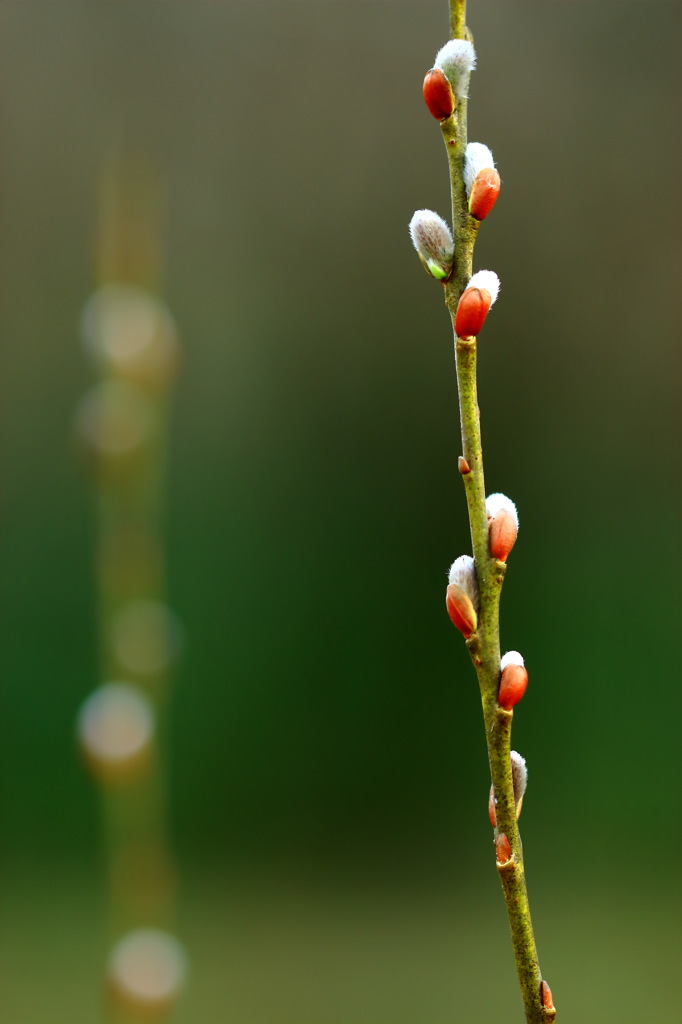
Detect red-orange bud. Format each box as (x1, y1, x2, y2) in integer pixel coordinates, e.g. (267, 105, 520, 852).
(458, 456, 470, 474)
(468, 168, 501, 221)
(489, 508, 517, 561)
(540, 980, 554, 1011)
(486, 494, 518, 561)
(498, 663, 528, 710)
(455, 287, 491, 339)
(488, 784, 497, 828)
(495, 833, 511, 863)
(423, 68, 455, 121)
(489, 750, 527, 827)
(445, 583, 477, 638)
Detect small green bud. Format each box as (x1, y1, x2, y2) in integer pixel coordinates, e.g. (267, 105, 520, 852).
(427, 259, 449, 280)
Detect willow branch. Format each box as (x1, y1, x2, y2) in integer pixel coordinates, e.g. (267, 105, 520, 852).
(439, 10, 556, 1024)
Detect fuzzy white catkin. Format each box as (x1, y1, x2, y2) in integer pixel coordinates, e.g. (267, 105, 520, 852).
(409, 210, 454, 278)
(448, 554, 479, 607)
(485, 492, 518, 527)
(77, 683, 154, 766)
(464, 142, 496, 195)
(81, 285, 179, 387)
(108, 929, 188, 1008)
(434, 40, 476, 98)
(467, 270, 500, 305)
(409, 210, 453, 258)
(510, 750, 528, 803)
(500, 650, 524, 671)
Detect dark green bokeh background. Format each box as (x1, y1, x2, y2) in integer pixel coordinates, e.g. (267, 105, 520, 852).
(1, 2, 680, 1021)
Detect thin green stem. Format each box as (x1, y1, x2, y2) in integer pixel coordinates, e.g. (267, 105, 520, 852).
(439, 7, 556, 1022)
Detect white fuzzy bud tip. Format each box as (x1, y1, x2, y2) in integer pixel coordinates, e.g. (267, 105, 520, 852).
(468, 270, 500, 305)
(447, 554, 479, 608)
(500, 650, 524, 671)
(485, 492, 518, 527)
(409, 209, 454, 280)
(77, 683, 154, 770)
(510, 750, 528, 803)
(434, 40, 476, 98)
(108, 929, 188, 1011)
(464, 142, 495, 195)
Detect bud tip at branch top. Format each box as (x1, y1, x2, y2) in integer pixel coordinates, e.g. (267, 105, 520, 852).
(409, 210, 454, 281)
(455, 270, 500, 338)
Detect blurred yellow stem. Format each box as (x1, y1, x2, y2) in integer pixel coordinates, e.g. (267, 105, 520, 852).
(449, 0, 466, 40)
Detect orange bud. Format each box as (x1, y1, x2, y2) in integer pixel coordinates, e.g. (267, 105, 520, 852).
(495, 833, 511, 863)
(445, 583, 477, 638)
(458, 456, 470, 474)
(486, 494, 518, 561)
(455, 287, 491, 339)
(540, 980, 554, 1011)
(488, 784, 497, 827)
(468, 168, 501, 221)
(423, 68, 455, 121)
(489, 750, 527, 827)
(498, 663, 528, 710)
(489, 508, 517, 561)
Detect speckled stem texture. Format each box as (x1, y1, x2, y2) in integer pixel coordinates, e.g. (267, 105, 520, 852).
(443, 2, 556, 1021)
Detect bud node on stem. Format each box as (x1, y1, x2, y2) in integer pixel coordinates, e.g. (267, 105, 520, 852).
(409, 210, 454, 281)
(540, 980, 555, 1011)
(469, 168, 501, 220)
(423, 67, 455, 121)
(454, 271, 499, 338)
(445, 583, 477, 637)
(486, 493, 518, 562)
(495, 833, 512, 863)
(498, 652, 528, 710)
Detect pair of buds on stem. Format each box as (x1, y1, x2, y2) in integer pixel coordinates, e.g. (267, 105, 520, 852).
(446, 591, 529, 711)
(489, 750, 527, 833)
(421, 40, 501, 224)
(446, 493, 527, 704)
(428, 91, 502, 226)
(421, 39, 500, 221)
(494, 769, 555, 1016)
(408, 208, 501, 337)
(487, 749, 554, 1016)
(445, 492, 518, 636)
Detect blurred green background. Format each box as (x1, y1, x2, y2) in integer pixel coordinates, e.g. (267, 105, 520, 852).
(1, 2, 680, 1021)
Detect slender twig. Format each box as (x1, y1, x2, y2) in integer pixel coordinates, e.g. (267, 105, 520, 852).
(441, 3, 556, 1021)
(77, 157, 185, 1023)
(449, 0, 467, 41)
